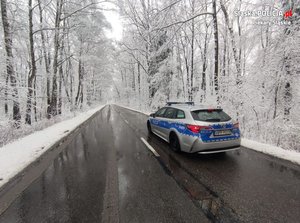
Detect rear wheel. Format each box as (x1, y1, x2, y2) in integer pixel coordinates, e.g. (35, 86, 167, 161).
(147, 121, 152, 134)
(170, 133, 181, 152)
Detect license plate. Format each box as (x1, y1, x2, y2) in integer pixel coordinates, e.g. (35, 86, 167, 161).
(214, 130, 231, 136)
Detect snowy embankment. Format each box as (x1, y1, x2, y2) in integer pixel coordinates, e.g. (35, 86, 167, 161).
(116, 104, 152, 116)
(241, 139, 300, 165)
(118, 104, 300, 166)
(0, 105, 105, 189)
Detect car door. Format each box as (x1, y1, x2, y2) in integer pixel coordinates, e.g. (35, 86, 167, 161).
(159, 107, 176, 140)
(151, 107, 167, 136)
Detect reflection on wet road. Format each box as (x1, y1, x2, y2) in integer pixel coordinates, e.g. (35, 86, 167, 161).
(0, 105, 299, 223)
(114, 105, 300, 223)
(0, 105, 209, 223)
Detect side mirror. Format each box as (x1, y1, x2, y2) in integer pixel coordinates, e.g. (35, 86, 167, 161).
(150, 113, 156, 118)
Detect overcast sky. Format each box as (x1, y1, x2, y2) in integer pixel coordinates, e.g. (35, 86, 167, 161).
(102, 5, 123, 41)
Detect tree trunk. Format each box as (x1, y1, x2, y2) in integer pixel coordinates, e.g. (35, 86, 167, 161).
(76, 42, 84, 107)
(33, 75, 37, 122)
(1, 0, 21, 126)
(175, 33, 185, 98)
(222, 28, 227, 77)
(65, 22, 73, 107)
(190, 0, 195, 102)
(201, 26, 209, 102)
(220, 0, 241, 83)
(137, 60, 141, 96)
(58, 61, 63, 114)
(4, 73, 9, 114)
(26, 0, 37, 125)
(37, 0, 51, 119)
(132, 63, 136, 91)
(70, 64, 74, 107)
(283, 56, 292, 120)
(58, 24, 65, 115)
(50, 0, 63, 117)
(212, 0, 219, 101)
(273, 84, 279, 119)
(181, 35, 189, 100)
(76, 59, 82, 106)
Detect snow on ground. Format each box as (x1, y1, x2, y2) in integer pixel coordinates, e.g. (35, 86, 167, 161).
(0, 105, 105, 188)
(115, 104, 152, 116)
(241, 139, 300, 165)
(116, 104, 300, 166)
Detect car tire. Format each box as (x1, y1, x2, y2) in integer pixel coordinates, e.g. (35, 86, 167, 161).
(147, 121, 152, 134)
(170, 133, 181, 152)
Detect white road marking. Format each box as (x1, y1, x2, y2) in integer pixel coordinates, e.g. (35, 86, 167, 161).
(124, 119, 129, 124)
(141, 137, 160, 157)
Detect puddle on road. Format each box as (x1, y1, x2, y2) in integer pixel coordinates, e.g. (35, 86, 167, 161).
(147, 136, 241, 223)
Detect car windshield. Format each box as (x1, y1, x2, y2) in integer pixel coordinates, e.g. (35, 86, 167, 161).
(191, 109, 231, 122)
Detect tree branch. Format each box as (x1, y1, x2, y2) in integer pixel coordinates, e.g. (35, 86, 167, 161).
(154, 12, 214, 31)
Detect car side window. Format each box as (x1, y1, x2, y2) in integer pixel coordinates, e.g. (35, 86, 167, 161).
(176, 110, 185, 119)
(164, 108, 176, 119)
(155, 107, 167, 117)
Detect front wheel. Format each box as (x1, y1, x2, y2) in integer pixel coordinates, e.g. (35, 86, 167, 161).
(170, 133, 181, 152)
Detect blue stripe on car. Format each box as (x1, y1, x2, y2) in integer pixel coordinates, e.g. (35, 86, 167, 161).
(150, 118, 240, 143)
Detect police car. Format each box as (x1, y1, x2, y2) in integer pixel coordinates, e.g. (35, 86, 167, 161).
(147, 102, 241, 154)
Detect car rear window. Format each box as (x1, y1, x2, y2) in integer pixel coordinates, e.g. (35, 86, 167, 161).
(191, 109, 231, 122)
(176, 110, 185, 119)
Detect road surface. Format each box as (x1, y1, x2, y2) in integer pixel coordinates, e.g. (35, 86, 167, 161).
(0, 105, 299, 223)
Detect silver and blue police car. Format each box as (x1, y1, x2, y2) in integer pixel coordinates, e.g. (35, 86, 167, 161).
(147, 102, 241, 154)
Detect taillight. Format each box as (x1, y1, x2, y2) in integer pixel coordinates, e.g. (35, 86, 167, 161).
(186, 124, 211, 133)
(233, 122, 239, 128)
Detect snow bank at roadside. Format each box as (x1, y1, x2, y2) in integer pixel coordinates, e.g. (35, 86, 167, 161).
(0, 105, 105, 188)
(116, 104, 300, 166)
(241, 139, 300, 165)
(116, 104, 152, 116)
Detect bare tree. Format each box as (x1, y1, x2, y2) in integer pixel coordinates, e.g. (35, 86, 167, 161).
(50, 0, 63, 116)
(37, 0, 52, 119)
(212, 0, 219, 101)
(1, 0, 21, 126)
(220, 0, 241, 81)
(25, 0, 37, 125)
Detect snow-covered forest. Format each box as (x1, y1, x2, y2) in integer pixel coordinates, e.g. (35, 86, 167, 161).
(114, 0, 300, 151)
(0, 0, 114, 144)
(0, 0, 299, 151)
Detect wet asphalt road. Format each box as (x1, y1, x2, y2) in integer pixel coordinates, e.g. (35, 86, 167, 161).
(0, 105, 299, 223)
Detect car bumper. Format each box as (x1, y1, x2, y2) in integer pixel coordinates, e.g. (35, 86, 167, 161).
(189, 138, 241, 153)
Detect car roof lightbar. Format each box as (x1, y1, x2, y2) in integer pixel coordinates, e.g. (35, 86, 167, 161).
(166, 102, 195, 106)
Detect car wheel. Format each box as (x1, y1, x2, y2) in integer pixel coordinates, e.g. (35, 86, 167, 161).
(170, 133, 181, 152)
(147, 121, 152, 133)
